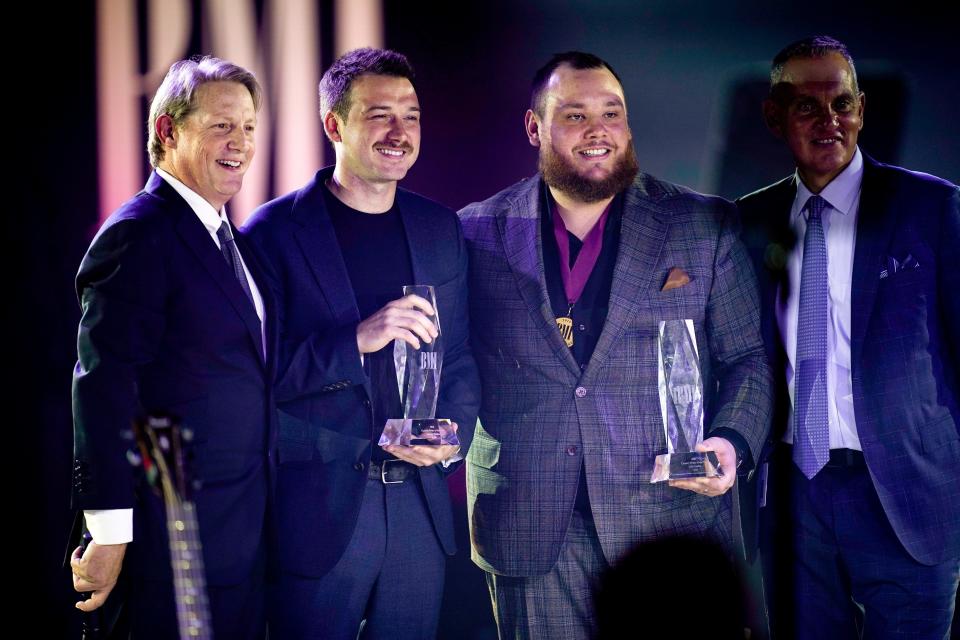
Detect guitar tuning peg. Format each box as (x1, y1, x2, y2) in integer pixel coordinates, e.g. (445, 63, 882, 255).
(182, 428, 194, 442)
(192, 479, 203, 491)
(126, 450, 142, 467)
(120, 429, 135, 442)
(147, 415, 172, 428)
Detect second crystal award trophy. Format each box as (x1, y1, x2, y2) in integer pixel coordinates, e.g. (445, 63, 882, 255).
(378, 285, 459, 447)
(650, 319, 721, 482)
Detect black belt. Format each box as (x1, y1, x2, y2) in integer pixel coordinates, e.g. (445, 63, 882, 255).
(368, 458, 418, 484)
(783, 445, 865, 469)
(825, 448, 865, 468)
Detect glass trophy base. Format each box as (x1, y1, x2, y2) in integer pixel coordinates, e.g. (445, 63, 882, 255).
(379, 418, 459, 446)
(650, 451, 722, 483)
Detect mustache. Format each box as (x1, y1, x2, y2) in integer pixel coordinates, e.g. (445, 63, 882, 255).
(375, 141, 415, 153)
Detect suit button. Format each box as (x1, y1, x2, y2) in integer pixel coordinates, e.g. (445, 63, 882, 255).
(566, 445, 578, 456)
(363, 399, 371, 408)
(354, 462, 365, 472)
(575, 386, 587, 398)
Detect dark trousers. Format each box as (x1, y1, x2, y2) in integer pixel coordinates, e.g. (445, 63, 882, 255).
(763, 445, 959, 639)
(268, 476, 446, 640)
(119, 559, 266, 639)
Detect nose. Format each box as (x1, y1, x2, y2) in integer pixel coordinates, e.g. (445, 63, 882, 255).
(385, 116, 409, 141)
(584, 115, 607, 139)
(817, 107, 840, 128)
(227, 126, 252, 152)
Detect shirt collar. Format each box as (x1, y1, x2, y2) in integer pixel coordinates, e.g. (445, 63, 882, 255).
(791, 146, 864, 221)
(156, 168, 229, 234)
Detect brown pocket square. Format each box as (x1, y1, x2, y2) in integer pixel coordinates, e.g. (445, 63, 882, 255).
(662, 267, 691, 291)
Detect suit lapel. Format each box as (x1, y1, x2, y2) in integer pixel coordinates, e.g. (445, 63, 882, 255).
(851, 157, 899, 367)
(760, 178, 798, 397)
(396, 192, 434, 286)
(766, 177, 799, 310)
(234, 232, 275, 369)
(147, 174, 266, 369)
(290, 173, 361, 327)
(497, 178, 580, 377)
(588, 181, 668, 371)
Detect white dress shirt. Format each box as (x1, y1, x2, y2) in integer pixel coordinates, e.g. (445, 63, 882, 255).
(778, 147, 863, 451)
(84, 169, 264, 544)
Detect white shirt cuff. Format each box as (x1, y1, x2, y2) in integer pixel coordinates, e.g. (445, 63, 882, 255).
(441, 449, 463, 469)
(84, 509, 133, 544)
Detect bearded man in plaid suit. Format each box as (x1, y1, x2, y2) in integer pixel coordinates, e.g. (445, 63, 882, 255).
(458, 51, 772, 638)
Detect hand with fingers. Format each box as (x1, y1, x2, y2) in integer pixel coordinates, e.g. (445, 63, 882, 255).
(357, 293, 438, 354)
(382, 422, 461, 467)
(668, 437, 737, 498)
(71, 541, 127, 612)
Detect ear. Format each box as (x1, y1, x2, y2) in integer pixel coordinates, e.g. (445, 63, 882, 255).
(857, 91, 865, 130)
(155, 114, 177, 149)
(323, 110, 343, 143)
(524, 109, 541, 148)
(762, 98, 783, 138)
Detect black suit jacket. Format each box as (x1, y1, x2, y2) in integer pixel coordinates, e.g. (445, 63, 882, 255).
(72, 171, 278, 586)
(241, 166, 481, 578)
(738, 154, 960, 565)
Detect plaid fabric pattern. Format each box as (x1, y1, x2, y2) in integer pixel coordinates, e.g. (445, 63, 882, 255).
(460, 173, 772, 576)
(485, 511, 608, 640)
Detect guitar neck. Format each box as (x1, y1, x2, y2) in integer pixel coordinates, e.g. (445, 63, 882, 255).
(164, 498, 212, 639)
(133, 416, 214, 640)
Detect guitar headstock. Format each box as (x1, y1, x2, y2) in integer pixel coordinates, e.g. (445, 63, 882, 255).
(128, 414, 196, 502)
(127, 415, 212, 638)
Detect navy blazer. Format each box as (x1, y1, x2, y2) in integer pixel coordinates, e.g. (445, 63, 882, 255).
(738, 154, 960, 565)
(72, 171, 278, 586)
(241, 166, 481, 578)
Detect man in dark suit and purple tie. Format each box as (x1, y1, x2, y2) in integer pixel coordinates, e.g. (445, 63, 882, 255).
(69, 56, 275, 638)
(458, 51, 772, 638)
(738, 36, 960, 639)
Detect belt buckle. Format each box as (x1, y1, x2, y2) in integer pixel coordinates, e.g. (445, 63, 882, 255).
(381, 458, 404, 484)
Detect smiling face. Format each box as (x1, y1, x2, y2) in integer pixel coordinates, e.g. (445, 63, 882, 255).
(326, 73, 421, 187)
(526, 64, 638, 203)
(764, 52, 864, 193)
(157, 80, 257, 210)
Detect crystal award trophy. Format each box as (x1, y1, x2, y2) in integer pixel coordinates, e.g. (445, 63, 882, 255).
(378, 285, 459, 447)
(650, 319, 721, 482)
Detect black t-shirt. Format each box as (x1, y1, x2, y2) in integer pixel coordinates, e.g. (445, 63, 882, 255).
(541, 186, 624, 370)
(540, 185, 624, 515)
(323, 185, 413, 461)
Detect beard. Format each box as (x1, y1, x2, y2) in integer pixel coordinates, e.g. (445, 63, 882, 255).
(539, 142, 639, 203)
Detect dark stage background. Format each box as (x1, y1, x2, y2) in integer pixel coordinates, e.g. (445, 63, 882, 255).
(23, 1, 957, 636)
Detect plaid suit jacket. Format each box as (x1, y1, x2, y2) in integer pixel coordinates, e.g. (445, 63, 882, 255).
(460, 172, 772, 576)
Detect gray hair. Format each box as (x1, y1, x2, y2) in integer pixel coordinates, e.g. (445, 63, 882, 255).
(147, 56, 262, 167)
(770, 36, 859, 94)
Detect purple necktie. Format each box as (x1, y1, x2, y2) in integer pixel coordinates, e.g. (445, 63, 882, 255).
(794, 195, 829, 478)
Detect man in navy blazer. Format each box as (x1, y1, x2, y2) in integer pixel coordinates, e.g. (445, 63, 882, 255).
(738, 36, 960, 638)
(242, 48, 480, 639)
(69, 57, 275, 638)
